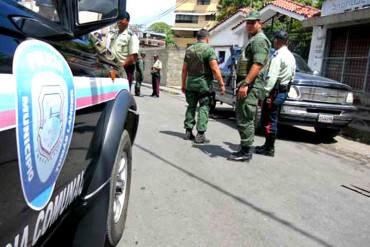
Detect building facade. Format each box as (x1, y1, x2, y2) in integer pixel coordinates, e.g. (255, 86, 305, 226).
(305, 0, 370, 138)
(172, 0, 218, 48)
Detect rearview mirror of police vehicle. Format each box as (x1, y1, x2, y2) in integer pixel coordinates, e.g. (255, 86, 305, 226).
(72, 0, 127, 36)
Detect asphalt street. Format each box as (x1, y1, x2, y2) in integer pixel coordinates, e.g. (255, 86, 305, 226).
(118, 86, 370, 247)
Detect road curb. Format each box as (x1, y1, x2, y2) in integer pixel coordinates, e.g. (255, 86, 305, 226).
(142, 82, 182, 95)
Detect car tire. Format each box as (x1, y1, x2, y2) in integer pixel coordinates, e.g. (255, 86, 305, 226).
(314, 127, 340, 140)
(106, 130, 132, 246)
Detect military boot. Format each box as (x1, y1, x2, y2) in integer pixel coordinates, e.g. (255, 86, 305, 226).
(194, 132, 210, 144)
(228, 147, 253, 162)
(255, 136, 275, 157)
(184, 129, 195, 140)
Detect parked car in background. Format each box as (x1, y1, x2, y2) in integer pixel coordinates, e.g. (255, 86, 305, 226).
(211, 47, 356, 140)
(0, 0, 138, 246)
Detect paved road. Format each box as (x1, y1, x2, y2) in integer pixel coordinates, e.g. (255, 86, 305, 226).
(119, 87, 370, 247)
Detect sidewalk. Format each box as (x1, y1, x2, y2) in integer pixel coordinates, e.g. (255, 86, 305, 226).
(142, 82, 182, 95)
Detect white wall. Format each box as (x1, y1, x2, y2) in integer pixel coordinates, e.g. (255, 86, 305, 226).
(210, 14, 248, 65)
(308, 26, 327, 73)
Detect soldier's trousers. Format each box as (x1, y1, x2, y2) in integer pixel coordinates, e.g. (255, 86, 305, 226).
(184, 91, 210, 132)
(235, 87, 263, 148)
(260, 91, 288, 137)
(125, 64, 135, 91)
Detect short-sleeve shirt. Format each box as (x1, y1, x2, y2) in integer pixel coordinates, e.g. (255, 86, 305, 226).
(264, 46, 296, 92)
(184, 42, 217, 93)
(110, 29, 139, 64)
(153, 60, 162, 70)
(237, 30, 271, 78)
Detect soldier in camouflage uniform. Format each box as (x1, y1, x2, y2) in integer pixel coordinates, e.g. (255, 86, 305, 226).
(228, 10, 271, 161)
(134, 52, 146, 96)
(182, 29, 225, 144)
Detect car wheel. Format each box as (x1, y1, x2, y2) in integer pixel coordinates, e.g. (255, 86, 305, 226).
(106, 130, 132, 246)
(314, 127, 340, 140)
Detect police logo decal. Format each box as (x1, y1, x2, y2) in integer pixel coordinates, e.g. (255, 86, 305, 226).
(13, 40, 76, 210)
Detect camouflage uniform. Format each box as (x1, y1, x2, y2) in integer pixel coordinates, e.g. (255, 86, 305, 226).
(184, 42, 217, 133)
(134, 54, 145, 96)
(236, 30, 271, 149)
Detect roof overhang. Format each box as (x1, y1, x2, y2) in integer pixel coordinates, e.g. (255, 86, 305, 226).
(209, 11, 246, 33)
(175, 12, 216, 16)
(172, 27, 201, 31)
(260, 4, 307, 22)
(302, 7, 370, 27)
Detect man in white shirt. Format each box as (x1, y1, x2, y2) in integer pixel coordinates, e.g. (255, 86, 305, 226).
(110, 12, 140, 91)
(255, 30, 296, 157)
(151, 55, 162, 97)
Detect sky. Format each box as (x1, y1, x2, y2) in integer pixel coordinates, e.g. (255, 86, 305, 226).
(126, 0, 176, 27)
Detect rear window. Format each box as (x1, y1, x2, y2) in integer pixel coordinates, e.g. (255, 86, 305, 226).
(15, 0, 60, 22)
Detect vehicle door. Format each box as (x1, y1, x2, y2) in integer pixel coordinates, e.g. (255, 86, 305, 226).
(0, 0, 126, 246)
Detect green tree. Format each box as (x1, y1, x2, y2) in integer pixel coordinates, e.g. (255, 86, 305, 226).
(148, 22, 172, 34)
(217, 0, 264, 21)
(216, 0, 318, 59)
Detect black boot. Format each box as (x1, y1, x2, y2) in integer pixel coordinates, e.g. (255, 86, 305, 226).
(255, 136, 275, 157)
(184, 129, 195, 140)
(228, 147, 253, 162)
(194, 132, 209, 144)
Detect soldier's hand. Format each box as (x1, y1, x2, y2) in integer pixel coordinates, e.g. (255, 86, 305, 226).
(181, 86, 186, 94)
(237, 86, 248, 100)
(220, 84, 225, 96)
(109, 69, 118, 81)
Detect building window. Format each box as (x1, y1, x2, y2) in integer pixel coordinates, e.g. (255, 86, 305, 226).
(205, 15, 215, 21)
(175, 14, 198, 24)
(197, 0, 210, 5)
(322, 24, 370, 93)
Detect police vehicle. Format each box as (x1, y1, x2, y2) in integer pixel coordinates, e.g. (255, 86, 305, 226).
(0, 0, 138, 246)
(212, 47, 356, 140)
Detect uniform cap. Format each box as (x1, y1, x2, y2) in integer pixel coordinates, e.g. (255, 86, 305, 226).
(122, 11, 130, 21)
(197, 28, 210, 40)
(245, 10, 261, 21)
(274, 30, 289, 42)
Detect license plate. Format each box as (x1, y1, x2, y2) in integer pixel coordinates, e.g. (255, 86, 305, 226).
(318, 114, 334, 123)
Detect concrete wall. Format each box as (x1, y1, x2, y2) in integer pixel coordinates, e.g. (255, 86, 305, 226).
(307, 26, 327, 73)
(141, 47, 186, 87)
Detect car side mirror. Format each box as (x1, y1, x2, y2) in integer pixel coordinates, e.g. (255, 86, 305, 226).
(71, 0, 127, 37)
(313, 70, 320, 76)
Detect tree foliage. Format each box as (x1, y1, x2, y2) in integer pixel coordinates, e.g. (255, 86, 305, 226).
(216, 0, 320, 59)
(148, 22, 172, 34)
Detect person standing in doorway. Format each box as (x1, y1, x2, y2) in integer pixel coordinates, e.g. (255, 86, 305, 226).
(182, 29, 225, 144)
(151, 55, 162, 97)
(228, 10, 271, 162)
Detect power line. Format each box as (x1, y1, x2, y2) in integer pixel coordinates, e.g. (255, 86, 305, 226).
(139, 0, 188, 26)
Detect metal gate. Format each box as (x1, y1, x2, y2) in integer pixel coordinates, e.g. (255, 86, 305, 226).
(322, 24, 370, 93)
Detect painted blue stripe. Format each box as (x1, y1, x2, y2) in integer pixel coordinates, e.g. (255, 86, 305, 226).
(75, 85, 126, 98)
(0, 95, 15, 112)
(0, 84, 128, 112)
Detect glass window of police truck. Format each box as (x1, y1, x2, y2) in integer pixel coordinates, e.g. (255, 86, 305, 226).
(16, 0, 60, 22)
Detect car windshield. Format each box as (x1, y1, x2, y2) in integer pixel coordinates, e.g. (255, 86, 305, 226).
(15, 0, 60, 22)
(294, 54, 313, 74)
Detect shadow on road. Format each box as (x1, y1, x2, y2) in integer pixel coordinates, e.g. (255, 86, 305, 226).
(211, 108, 337, 145)
(192, 144, 231, 158)
(135, 143, 334, 247)
(160, 130, 185, 140)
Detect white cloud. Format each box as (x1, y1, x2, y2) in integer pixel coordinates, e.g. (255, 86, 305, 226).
(126, 0, 176, 26)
